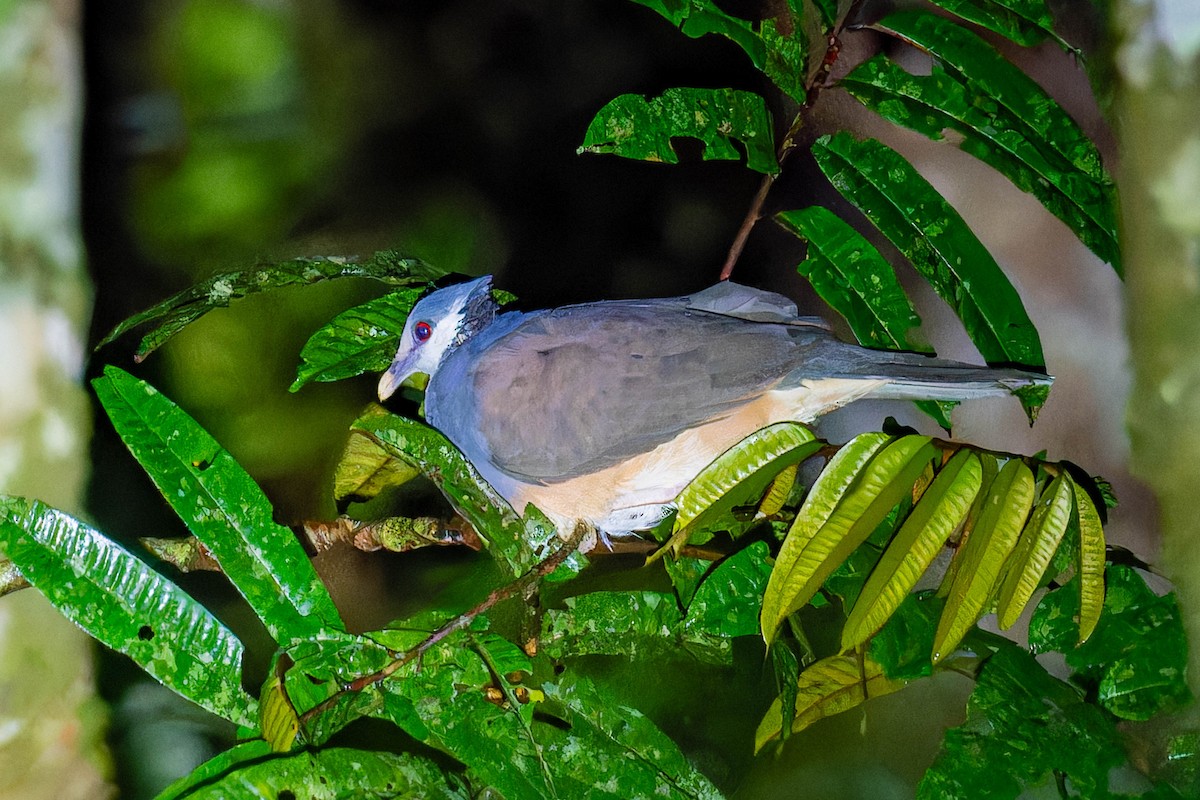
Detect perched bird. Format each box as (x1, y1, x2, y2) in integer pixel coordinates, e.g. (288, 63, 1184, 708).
(377, 277, 1049, 545)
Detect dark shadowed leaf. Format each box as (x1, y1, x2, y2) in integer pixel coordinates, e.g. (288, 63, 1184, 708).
(630, 0, 808, 102)
(685, 540, 773, 639)
(1029, 565, 1190, 721)
(291, 288, 425, 391)
(579, 87, 779, 174)
(777, 206, 926, 351)
(926, 0, 1067, 47)
(93, 367, 343, 642)
(868, 591, 944, 680)
(755, 653, 908, 752)
(841, 46, 1119, 270)
(97, 250, 444, 360)
(918, 644, 1124, 799)
(0, 496, 255, 726)
(812, 132, 1045, 374)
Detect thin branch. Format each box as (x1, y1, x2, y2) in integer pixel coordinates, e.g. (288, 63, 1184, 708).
(298, 520, 591, 727)
(719, 29, 846, 281)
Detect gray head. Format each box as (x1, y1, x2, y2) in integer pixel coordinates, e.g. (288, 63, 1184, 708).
(377, 276, 497, 400)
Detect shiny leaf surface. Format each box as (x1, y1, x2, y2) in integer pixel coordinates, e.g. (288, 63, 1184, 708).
(995, 472, 1072, 629)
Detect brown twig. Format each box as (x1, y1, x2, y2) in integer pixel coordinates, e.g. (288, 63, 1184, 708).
(718, 29, 847, 282)
(0, 559, 30, 598)
(298, 520, 591, 727)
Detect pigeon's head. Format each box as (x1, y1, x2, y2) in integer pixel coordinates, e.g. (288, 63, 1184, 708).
(378, 275, 497, 400)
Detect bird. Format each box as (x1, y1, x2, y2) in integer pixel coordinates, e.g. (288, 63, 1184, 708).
(377, 276, 1050, 548)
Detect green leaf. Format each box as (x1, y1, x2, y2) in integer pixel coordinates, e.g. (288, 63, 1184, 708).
(1029, 565, 1191, 721)
(926, 0, 1067, 47)
(777, 206, 927, 351)
(933, 458, 1034, 663)
(541, 590, 688, 661)
(843, 449, 982, 649)
(868, 591, 944, 680)
(913, 399, 958, 431)
(97, 250, 444, 360)
(0, 496, 255, 727)
(155, 741, 470, 800)
(755, 653, 908, 752)
(840, 47, 1119, 270)
(994, 471, 1072, 629)
(347, 408, 586, 578)
(685, 540, 774, 639)
(670, 422, 820, 542)
(918, 644, 1125, 800)
(871, 10, 1120, 263)
(631, 0, 808, 102)
(291, 288, 424, 391)
(93, 367, 343, 642)
(812, 132, 1045, 372)
(762, 434, 937, 644)
(579, 87, 779, 174)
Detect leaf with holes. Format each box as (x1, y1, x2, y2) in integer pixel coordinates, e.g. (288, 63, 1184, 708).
(843, 449, 981, 649)
(97, 250, 444, 360)
(812, 132, 1044, 378)
(0, 496, 255, 726)
(778, 206, 927, 352)
(579, 87, 779, 174)
(762, 435, 937, 644)
(93, 366, 343, 643)
(630, 0, 808, 102)
(755, 653, 908, 752)
(933, 458, 1035, 662)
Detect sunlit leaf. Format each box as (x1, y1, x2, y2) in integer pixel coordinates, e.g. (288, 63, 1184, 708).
(777, 206, 927, 351)
(995, 472, 1072, 629)
(755, 653, 908, 752)
(762, 435, 937, 644)
(843, 449, 981, 649)
(333, 423, 423, 507)
(1072, 476, 1107, 642)
(579, 87, 779, 174)
(291, 288, 424, 391)
(1029, 566, 1190, 721)
(841, 46, 1119, 270)
(0, 496, 255, 726)
(97, 250, 444, 360)
(919, 643, 1124, 799)
(671, 422, 820, 544)
(155, 740, 470, 800)
(630, 0, 808, 102)
(758, 464, 798, 517)
(93, 367, 344, 642)
(926, 0, 1067, 47)
(812, 132, 1044, 376)
(933, 458, 1034, 663)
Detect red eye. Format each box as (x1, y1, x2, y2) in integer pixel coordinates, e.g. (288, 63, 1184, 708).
(414, 321, 433, 342)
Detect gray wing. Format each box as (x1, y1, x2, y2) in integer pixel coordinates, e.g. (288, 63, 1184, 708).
(434, 302, 804, 482)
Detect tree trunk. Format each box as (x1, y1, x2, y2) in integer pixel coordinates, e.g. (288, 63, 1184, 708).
(0, 1, 113, 796)
(1117, 0, 1200, 691)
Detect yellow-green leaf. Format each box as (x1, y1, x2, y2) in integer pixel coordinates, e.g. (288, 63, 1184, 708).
(995, 472, 1073, 629)
(333, 405, 422, 503)
(754, 653, 908, 752)
(1073, 477, 1107, 643)
(260, 668, 300, 753)
(759, 463, 799, 517)
(762, 435, 937, 644)
(843, 449, 982, 649)
(671, 422, 820, 538)
(933, 458, 1035, 662)
(937, 452, 999, 597)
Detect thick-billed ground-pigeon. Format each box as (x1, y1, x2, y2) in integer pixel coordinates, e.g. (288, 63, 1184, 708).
(377, 276, 1049, 544)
